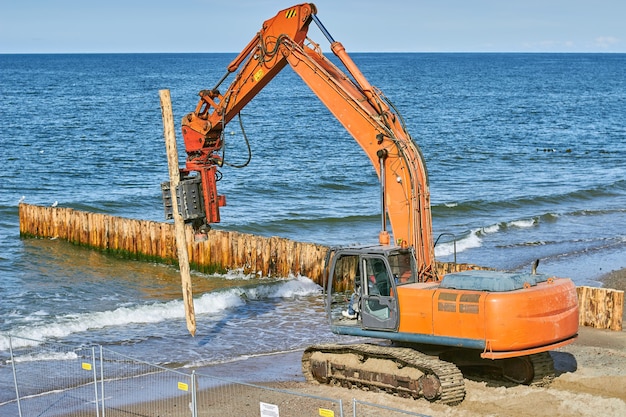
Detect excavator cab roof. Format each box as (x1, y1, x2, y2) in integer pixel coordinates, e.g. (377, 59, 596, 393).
(328, 244, 408, 257)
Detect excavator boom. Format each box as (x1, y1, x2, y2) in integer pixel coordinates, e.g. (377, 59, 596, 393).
(178, 3, 436, 280)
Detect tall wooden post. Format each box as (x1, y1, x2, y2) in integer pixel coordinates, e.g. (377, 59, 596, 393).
(159, 89, 196, 336)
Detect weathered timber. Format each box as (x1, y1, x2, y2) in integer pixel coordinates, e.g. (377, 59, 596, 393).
(160, 88, 196, 336)
(17, 203, 626, 330)
(18, 203, 329, 281)
(23, 202, 626, 331)
(18, 203, 489, 289)
(577, 286, 624, 331)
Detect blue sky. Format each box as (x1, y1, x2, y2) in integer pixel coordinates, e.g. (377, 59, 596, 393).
(1, 0, 624, 53)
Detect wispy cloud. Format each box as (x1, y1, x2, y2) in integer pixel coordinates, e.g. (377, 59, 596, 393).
(521, 40, 576, 51)
(594, 36, 620, 49)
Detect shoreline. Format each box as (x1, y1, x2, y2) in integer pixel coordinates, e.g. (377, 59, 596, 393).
(90, 325, 626, 417)
(93, 270, 626, 417)
(601, 267, 626, 292)
(600, 266, 626, 323)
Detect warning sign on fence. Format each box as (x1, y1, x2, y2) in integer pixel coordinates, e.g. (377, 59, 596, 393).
(260, 402, 279, 417)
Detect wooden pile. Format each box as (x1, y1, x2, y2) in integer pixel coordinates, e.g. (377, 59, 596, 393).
(18, 203, 483, 286)
(577, 286, 624, 331)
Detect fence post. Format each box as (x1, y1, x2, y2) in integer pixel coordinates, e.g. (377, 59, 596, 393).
(191, 370, 198, 417)
(9, 336, 23, 417)
(100, 345, 106, 417)
(91, 346, 100, 417)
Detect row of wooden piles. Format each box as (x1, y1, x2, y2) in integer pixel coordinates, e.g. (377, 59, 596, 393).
(18, 203, 328, 280)
(18, 203, 623, 330)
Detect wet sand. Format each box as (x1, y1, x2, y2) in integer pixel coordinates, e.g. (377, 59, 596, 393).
(602, 267, 626, 323)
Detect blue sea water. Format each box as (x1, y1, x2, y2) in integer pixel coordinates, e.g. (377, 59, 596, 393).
(1, 53, 625, 374)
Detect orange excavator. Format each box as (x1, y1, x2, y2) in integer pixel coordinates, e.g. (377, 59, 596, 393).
(166, 3, 579, 404)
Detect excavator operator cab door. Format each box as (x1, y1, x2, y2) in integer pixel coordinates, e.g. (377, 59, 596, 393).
(326, 249, 400, 332)
(360, 256, 399, 331)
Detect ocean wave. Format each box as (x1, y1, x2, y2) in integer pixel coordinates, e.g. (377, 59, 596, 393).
(0, 277, 322, 351)
(507, 218, 537, 229)
(568, 207, 626, 217)
(11, 350, 79, 364)
(434, 230, 483, 257)
(432, 179, 626, 216)
(237, 213, 380, 228)
(227, 213, 381, 245)
(434, 213, 557, 257)
(497, 240, 557, 248)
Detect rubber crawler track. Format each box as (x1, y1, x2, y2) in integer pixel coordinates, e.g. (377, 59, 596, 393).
(529, 352, 556, 386)
(302, 343, 466, 405)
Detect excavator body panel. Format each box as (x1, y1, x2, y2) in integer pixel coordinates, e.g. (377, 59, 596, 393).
(326, 246, 578, 358)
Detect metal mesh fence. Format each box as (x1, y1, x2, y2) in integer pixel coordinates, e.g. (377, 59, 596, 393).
(352, 399, 431, 417)
(0, 334, 20, 416)
(2, 336, 99, 417)
(1, 334, 432, 417)
(194, 372, 344, 417)
(98, 346, 194, 417)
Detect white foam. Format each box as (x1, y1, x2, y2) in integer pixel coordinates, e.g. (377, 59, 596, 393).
(481, 224, 501, 235)
(509, 218, 536, 228)
(435, 231, 482, 257)
(12, 351, 79, 363)
(1, 276, 322, 351)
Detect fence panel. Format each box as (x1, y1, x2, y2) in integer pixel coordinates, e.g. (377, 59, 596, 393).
(2, 336, 99, 417)
(352, 399, 431, 417)
(99, 347, 194, 417)
(195, 372, 344, 417)
(2, 334, 439, 417)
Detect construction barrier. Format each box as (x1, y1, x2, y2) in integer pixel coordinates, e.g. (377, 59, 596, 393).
(1, 334, 438, 417)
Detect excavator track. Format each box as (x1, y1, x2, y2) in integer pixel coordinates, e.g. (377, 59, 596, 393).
(485, 351, 556, 386)
(528, 352, 556, 386)
(440, 349, 556, 387)
(439, 348, 556, 386)
(302, 343, 466, 405)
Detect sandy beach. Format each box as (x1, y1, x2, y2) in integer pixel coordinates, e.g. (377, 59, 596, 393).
(602, 267, 626, 323)
(113, 270, 625, 417)
(115, 326, 626, 417)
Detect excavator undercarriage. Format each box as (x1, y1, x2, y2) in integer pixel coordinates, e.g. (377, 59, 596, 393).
(438, 347, 556, 386)
(302, 343, 557, 404)
(302, 343, 466, 405)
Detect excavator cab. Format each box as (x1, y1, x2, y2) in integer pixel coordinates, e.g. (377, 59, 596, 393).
(325, 246, 417, 332)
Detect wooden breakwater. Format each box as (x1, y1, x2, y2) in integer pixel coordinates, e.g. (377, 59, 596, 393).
(18, 203, 328, 281)
(18, 203, 485, 290)
(18, 204, 625, 329)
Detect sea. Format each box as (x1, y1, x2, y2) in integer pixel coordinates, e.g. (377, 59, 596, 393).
(1, 53, 625, 373)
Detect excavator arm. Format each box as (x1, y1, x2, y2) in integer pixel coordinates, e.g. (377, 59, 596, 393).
(177, 3, 436, 279)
